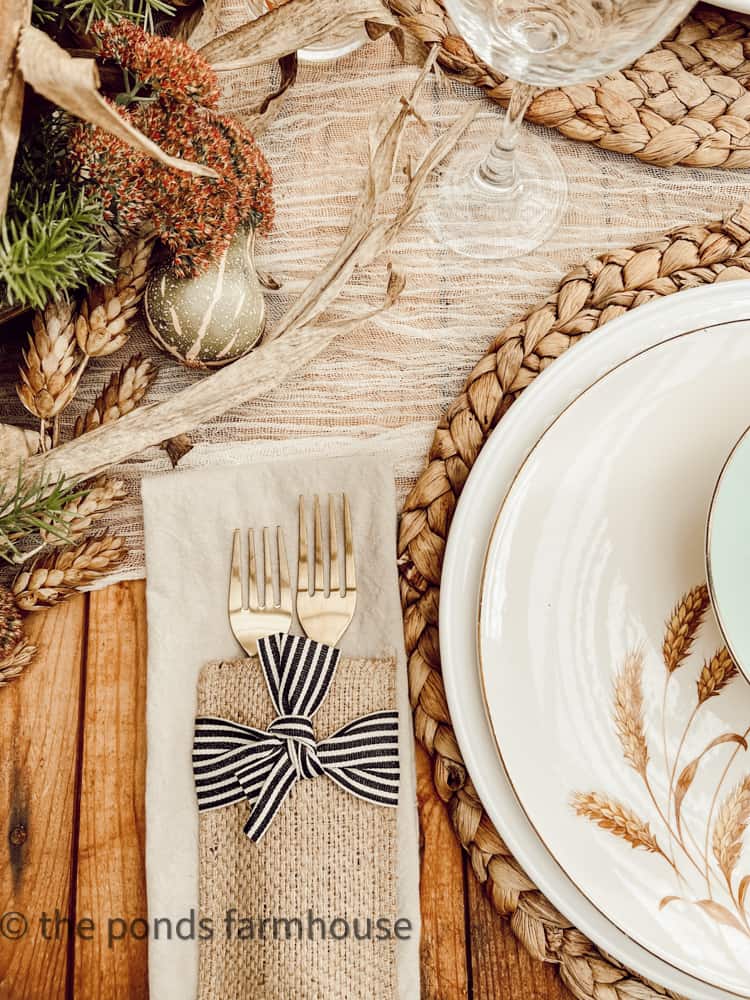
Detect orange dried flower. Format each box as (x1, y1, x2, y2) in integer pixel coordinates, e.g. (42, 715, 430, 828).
(68, 22, 273, 277)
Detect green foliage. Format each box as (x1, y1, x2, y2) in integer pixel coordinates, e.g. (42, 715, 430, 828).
(0, 469, 88, 565)
(0, 185, 114, 311)
(32, 0, 174, 33)
(1, 113, 114, 311)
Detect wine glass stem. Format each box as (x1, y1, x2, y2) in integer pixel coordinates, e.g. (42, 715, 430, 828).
(475, 82, 539, 192)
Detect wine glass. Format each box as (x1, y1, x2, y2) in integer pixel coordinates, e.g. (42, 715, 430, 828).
(428, 0, 695, 260)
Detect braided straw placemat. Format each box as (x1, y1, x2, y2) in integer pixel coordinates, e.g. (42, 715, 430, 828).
(389, 1, 750, 169)
(398, 203, 750, 1000)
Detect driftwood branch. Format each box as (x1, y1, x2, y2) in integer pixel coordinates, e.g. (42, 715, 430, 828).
(22, 55, 477, 485)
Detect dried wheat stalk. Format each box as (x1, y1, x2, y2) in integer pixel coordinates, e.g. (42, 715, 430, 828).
(663, 584, 710, 673)
(0, 0, 29, 216)
(697, 647, 738, 704)
(613, 650, 649, 777)
(40, 476, 127, 543)
(75, 239, 153, 359)
(572, 792, 665, 856)
(74, 355, 157, 437)
(18, 56, 477, 487)
(0, 639, 37, 688)
(13, 535, 127, 610)
(17, 300, 81, 422)
(713, 775, 750, 885)
(197, 0, 395, 71)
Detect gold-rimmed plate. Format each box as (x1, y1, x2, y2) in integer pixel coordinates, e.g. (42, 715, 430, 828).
(478, 317, 750, 995)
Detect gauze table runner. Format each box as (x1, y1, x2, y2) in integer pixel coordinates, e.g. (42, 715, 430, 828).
(3, 20, 750, 589)
(141, 454, 419, 1000)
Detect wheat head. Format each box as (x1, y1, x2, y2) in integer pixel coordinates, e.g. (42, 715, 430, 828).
(613, 650, 649, 777)
(663, 584, 710, 673)
(713, 775, 750, 884)
(572, 791, 664, 856)
(697, 648, 738, 704)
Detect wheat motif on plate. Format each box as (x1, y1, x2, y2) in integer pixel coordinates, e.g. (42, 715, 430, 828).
(572, 585, 750, 936)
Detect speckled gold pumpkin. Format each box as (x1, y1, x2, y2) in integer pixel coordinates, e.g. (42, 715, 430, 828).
(144, 227, 265, 369)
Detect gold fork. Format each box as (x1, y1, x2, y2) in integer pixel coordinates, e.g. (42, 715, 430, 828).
(296, 494, 357, 645)
(229, 526, 292, 656)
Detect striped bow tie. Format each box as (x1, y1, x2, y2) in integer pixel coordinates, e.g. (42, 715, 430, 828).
(193, 633, 400, 842)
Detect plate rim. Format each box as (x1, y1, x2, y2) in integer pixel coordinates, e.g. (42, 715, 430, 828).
(440, 280, 750, 1000)
(478, 319, 750, 997)
(706, 423, 750, 685)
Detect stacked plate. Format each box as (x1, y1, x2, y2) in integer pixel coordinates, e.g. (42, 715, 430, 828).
(441, 281, 750, 998)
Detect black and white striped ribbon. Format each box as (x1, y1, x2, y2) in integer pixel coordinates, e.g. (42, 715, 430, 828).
(193, 633, 400, 842)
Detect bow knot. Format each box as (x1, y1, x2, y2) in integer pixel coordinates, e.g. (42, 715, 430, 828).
(267, 715, 322, 781)
(193, 634, 399, 842)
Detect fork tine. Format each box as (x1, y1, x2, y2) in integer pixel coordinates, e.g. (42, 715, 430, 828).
(343, 493, 356, 591)
(230, 529, 244, 613)
(263, 526, 275, 607)
(328, 494, 340, 594)
(313, 494, 325, 594)
(298, 496, 308, 595)
(277, 526, 291, 612)
(247, 529, 260, 611)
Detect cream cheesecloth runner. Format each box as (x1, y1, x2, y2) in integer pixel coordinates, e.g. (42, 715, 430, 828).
(141, 454, 419, 1000)
(3, 26, 750, 590)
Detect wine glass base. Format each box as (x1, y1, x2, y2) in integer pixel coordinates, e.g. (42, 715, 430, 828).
(426, 128, 568, 260)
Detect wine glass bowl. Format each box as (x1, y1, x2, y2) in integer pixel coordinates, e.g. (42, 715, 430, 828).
(428, 0, 696, 259)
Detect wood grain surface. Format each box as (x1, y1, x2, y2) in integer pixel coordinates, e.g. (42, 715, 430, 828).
(0, 581, 572, 1000)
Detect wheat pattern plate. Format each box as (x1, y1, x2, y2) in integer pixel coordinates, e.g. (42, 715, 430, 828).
(479, 321, 750, 995)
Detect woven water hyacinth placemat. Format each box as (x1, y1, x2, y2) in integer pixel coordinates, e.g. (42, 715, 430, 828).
(398, 204, 750, 999)
(389, 1, 750, 169)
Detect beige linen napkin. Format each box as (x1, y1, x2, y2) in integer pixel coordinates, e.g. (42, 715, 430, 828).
(141, 455, 419, 1000)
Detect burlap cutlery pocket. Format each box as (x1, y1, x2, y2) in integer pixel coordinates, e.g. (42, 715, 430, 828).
(196, 654, 400, 1000)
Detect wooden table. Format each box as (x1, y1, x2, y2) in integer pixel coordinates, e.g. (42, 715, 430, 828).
(0, 581, 572, 999)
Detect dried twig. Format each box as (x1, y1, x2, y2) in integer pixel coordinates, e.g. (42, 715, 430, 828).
(19, 58, 477, 486)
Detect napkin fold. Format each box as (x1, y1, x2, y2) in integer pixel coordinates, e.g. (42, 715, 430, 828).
(141, 455, 420, 1000)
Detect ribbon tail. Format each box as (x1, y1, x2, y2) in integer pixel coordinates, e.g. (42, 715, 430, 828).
(324, 765, 400, 808)
(242, 754, 298, 842)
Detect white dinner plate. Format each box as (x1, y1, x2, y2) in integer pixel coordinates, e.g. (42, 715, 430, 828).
(440, 281, 750, 1000)
(480, 321, 750, 995)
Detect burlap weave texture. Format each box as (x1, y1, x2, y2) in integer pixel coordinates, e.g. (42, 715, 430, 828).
(196, 654, 400, 1000)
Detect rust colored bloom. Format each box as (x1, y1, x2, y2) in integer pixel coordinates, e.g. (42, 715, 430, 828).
(92, 19, 220, 106)
(68, 23, 273, 277)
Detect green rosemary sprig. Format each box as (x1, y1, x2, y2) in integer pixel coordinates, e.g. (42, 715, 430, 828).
(32, 0, 175, 33)
(0, 184, 114, 311)
(0, 469, 90, 565)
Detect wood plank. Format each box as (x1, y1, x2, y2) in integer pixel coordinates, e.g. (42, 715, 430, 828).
(467, 867, 572, 1000)
(73, 581, 148, 1000)
(415, 742, 469, 1000)
(0, 595, 87, 1000)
